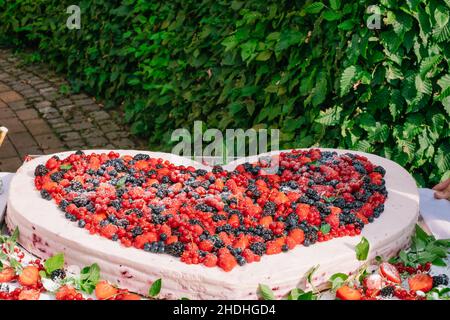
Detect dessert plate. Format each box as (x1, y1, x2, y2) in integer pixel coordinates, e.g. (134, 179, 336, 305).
(6, 149, 419, 299)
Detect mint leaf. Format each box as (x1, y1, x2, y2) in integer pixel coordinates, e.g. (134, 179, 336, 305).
(329, 273, 349, 291)
(44, 253, 65, 274)
(320, 223, 331, 235)
(9, 227, 19, 244)
(60, 164, 72, 170)
(287, 288, 301, 300)
(297, 291, 316, 300)
(148, 278, 162, 297)
(305, 265, 319, 284)
(0, 261, 3, 271)
(79, 263, 101, 294)
(116, 176, 127, 189)
(355, 237, 370, 261)
(258, 284, 276, 300)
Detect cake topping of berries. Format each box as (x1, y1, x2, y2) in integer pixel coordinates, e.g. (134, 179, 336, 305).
(33, 149, 388, 272)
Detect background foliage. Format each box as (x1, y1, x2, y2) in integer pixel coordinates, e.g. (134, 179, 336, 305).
(0, 0, 449, 186)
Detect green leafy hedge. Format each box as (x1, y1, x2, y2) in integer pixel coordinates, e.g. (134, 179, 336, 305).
(0, 0, 449, 186)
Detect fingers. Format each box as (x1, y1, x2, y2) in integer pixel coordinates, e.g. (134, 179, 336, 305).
(432, 178, 450, 191)
(434, 190, 450, 200)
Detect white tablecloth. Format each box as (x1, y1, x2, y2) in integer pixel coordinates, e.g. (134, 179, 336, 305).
(0, 172, 13, 224)
(419, 188, 450, 239)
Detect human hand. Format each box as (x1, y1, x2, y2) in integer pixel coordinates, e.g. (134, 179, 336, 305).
(432, 178, 450, 200)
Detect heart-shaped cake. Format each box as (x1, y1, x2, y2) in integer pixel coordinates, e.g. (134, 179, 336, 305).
(6, 149, 419, 299)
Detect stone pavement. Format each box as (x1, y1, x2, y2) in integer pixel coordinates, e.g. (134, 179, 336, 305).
(0, 49, 145, 172)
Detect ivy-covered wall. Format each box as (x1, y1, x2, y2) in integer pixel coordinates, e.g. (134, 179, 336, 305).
(0, 0, 449, 186)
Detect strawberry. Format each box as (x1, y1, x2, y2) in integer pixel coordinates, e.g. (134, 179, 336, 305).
(363, 273, 383, 290)
(95, 280, 118, 300)
(56, 285, 78, 300)
(408, 274, 433, 293)
(199, 240, 214, 252)
(295, 204, 310, 221)
(336, 285, 362, 300)
(203, 254, 218, 267)
(100, 224, 118, 239)
(379, 262, 401, 284)
(218, 254, 237, 272)
(0, 267, 16, 283)
(259, 216, 273, 229)
(265, 240, 282, 255)
(233, 235, 249, 250)
(289, 229, 305, 245)
(18, 266, 40, 287)
(18, 289, 41, 300)
(121, 292, 141, 300)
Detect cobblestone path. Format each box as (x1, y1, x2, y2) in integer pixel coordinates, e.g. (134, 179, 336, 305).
(0, 49, 145, 172)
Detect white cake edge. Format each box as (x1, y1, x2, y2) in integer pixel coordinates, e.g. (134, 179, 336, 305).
(6, 149, 419, 299)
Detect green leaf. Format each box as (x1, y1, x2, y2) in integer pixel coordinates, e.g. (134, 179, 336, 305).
(60, 164, 72, 170)
(328, 273, 349, 291)
(338, 19, 356, 31)
(10, 227, 19, 243)
(305, 265, 320, 284)
(116, 176, 127, 189)
(355, 237, 370, 261)
(304, 2, 325, 14)
(415, 75, 433, 95)
(255, 50, 272, 61)
(148, 278, 162, 297)
(79, 263, 101, 294)
(340, 66, 357, 96)
(315, 106, 343, 126)
(44, 253, 65, 274)
(323, 10, 342, 21)
(320, 223, 331, 235)
(330, 0, 341, 10)
(258, 284, 276, 300)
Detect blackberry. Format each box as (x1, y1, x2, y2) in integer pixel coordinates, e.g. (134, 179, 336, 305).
(78, 219, 86, 228)
(332, 198, 346, 208)
(250, 242, 266, 256)
(99, 220, 109, 227)
(58, 199, 70, 211)
(305, 189, 320, 201)
(299, 196, 314, 205)
(353, 161, 367, 174)
(166, 241, 185, 257)
(50, 269, 66, 281)
(73, 197, 89, 208)
(109, 200, 121, 210)
(211, 236, 225, 249)
(50, 172, 64, 182)
(195, 169, 207, 176)
(131, 226, 143, 237)
(373, 166, 386, 175)
(379, 286, 395, 297)
(65, 213, 77, 221)
(133, 153, 150, 161)
(288, 181, 298, 189)
(285, 213, 299, 230)
(34, 164, 48, 177)
(195, 203, 215, 213)
(212, 166, 223, 174)
(432, 274, 449, 287)
(152, 214, 167, 225)
(108, 170, 118, 177)
(70, 181, 83, 192)
(40, 189, 52, 200)
(236, 256, 246, 266)
(263, 201, 276, 216)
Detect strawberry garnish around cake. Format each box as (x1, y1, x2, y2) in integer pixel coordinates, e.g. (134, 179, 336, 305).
(33, 149, 388, 272)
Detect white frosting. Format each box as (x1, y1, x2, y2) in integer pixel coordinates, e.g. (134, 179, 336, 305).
(6, 149, 419, 299)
